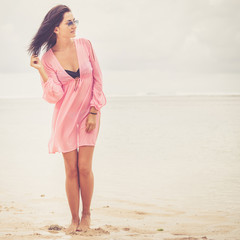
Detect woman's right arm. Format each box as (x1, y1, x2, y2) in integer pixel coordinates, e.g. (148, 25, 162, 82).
(38, 65, 49, 84)
(30, 54, 65, 104)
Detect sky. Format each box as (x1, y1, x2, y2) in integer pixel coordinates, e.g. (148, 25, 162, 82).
(0, 0, 240, 96)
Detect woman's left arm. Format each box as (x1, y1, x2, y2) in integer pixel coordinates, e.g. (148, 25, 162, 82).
(86, 39, 107, 112)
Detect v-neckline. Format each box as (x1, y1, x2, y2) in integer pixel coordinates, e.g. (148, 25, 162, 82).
(50, 38, 81, 80)
(65, 68, 79, 73)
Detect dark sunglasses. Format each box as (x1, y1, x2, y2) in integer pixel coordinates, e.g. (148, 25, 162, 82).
(66, 19, 79, 27)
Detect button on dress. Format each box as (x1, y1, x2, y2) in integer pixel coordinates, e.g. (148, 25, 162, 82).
(40, 37, 107, 154)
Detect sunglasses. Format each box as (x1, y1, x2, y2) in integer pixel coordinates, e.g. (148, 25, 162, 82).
(66, 19, 79, 27)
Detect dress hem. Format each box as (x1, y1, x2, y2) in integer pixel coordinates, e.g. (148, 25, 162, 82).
(48, 143, 96, 154)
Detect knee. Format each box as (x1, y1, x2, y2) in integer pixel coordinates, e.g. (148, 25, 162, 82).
(65, 168, 78, 179)
(78, 166, 92, 176)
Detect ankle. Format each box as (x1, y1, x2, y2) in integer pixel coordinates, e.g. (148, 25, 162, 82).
(72, 216, 80, 223)
(81, 210, 91, 216)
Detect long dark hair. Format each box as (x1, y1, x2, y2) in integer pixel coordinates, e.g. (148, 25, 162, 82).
(27, 4, 71, 56)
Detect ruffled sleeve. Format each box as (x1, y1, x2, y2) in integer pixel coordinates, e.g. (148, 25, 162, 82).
(40, 55, 65, 104)
(86, 39, 107, 111)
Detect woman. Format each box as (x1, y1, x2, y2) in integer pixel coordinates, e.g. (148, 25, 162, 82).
(27, 5, 107, 234)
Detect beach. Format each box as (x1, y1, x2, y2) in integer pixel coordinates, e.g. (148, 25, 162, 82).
(0, 95, 240, 240)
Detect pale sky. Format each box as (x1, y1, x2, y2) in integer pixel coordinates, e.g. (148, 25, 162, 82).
(0, 0, 240, 96)
(0, 0, 239, 73)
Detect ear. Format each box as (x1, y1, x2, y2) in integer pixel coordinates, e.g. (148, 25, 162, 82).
(54, 26, 59, 34)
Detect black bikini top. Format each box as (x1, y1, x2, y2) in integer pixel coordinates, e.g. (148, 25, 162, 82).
(65, 68, 80, 78)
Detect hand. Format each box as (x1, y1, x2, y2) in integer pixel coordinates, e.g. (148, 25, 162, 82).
(85, 113, 97, 133)
(30, 54, 43, 70)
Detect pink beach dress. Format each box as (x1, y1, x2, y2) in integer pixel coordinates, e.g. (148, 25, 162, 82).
(40, 37, 107, 154)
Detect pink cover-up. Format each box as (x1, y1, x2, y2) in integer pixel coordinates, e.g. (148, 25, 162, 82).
(40, 37, 107, 154)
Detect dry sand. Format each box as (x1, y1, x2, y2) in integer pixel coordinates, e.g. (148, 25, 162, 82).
(0, 193, 239, 240)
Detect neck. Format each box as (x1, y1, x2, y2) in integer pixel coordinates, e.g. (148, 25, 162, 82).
(53, 37, 74, 52)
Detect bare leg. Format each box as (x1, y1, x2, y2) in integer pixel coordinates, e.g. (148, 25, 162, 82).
(76, 113, 101, 231)
(62, 149, 80, 233)
(76, 146, 95, 231)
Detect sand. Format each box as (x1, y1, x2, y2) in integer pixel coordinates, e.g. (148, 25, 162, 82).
(0, 95, 240, 239)
(0, 194, 239, 240)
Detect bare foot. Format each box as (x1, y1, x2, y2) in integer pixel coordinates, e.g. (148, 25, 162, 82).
(76, 211, 91, 232)
(65, 217, 80, 234)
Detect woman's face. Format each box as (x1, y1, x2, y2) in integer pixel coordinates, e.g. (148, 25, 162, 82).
(54, 11, 77, 38)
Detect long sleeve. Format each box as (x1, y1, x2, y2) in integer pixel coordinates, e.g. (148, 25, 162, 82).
(86, 39, 107, 111)
(40, 56, 65, 104)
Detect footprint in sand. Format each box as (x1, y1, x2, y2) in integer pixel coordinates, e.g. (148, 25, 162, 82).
(68, 227, 110, 236)
(48, 224, 63, 231)
(134, 210, 149, 215)
(45, 224, 111, 236)
(45, 224, 64, 234)
(104, 224, 119, 231)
